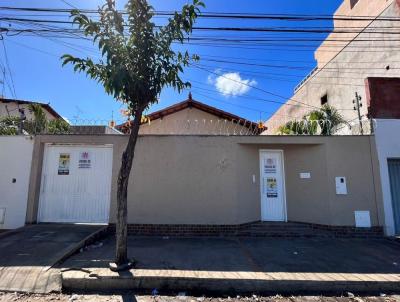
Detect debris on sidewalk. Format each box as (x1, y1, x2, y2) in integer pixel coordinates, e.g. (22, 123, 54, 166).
(80, 242, 104, 253)
(178, 292, 187, 300)
(87, 242, 104, 250)
(69, 294, 79, 302)
(1, 292, 400, 302)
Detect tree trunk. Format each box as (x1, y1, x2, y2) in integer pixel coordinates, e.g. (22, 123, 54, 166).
(115, 108, 144, 265)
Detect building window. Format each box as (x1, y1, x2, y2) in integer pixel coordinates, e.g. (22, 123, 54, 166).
(321, 94, 328, 106)
(350, 0, 359, 9)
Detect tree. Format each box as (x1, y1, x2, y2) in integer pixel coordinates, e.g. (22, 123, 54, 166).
(277, 104, 347, 136)
(277, 119, 317, 135)
(308, 104, 348, 136)
(62, 0, 204, 270)
(25, 104, 47, 134)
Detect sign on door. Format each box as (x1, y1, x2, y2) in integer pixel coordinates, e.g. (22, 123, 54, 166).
(260, 151, 286, 221)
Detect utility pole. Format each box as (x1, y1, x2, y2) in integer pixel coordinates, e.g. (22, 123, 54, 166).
(18, 108, 26, 135)
(353, 92, 364, 135)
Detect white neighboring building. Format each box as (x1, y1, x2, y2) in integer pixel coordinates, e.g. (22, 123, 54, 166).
(374, 119, 400, 236)
(0, 136, 34, 230)
(365, 76, 400, 236)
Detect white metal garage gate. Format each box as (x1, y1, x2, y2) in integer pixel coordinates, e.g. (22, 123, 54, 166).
(38, 144, 113, 223)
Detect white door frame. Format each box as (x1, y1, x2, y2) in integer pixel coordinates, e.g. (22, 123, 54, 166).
(259, 149, 288, 222)
(38, 143, 113, 224)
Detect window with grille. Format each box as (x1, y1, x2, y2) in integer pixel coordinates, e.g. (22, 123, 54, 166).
(321, 94, 328, 106)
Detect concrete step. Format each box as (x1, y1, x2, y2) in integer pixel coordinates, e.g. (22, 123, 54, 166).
(244, 222, 313, 229)
(243, 226, 313, 232)
(236, 232, 333, 238)
(236, 222, 333, 238)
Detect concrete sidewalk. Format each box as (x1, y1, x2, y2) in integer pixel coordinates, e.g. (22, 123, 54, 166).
(0, 224, 106, 293)
(61, 236, 400, 295)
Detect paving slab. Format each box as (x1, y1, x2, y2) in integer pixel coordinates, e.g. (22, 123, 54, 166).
(60, 236, 400, 295)
(0, 224, 106, 293)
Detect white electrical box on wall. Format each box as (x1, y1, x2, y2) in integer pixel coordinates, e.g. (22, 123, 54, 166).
(335, 177, 347, 195)
(0, 208, 5, 225)
(300, 172, 311, 179)
(354, 211, 371, 228)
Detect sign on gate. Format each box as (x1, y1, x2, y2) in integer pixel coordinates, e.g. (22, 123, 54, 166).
(78, 151, 92, 169)
(58, 153, 70, 175)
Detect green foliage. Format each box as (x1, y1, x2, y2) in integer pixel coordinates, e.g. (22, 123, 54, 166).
(308, 104, 348, 136)
(24, 103, 48, 134)
(0, 104, 70, 135)
(47, 119, 71, 134)
(277, 119, 317, 135)
(277, 104, 347, 136)
(0, 116, 19, 135)
(62, 0, 204, 117)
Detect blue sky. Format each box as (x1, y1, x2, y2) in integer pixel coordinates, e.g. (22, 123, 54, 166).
(0, 0, 342, 124)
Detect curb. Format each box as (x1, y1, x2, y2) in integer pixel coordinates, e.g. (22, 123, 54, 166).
(62, 275, 400, 295)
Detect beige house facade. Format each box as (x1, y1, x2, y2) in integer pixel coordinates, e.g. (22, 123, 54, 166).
(264, 0, 400, 135)
(118, 96, 264, 136)
(23, 134, 387, 235)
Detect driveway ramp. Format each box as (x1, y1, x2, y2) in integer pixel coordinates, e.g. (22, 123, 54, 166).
(0, 224, 106, 293)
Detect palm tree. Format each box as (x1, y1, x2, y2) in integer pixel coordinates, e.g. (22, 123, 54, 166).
(308, 104, 347, 136)
(27, 103, 47, 134)
(25, 104, 70, 134)
(277, 119, 317, 135)
(277, 105, 347, 136)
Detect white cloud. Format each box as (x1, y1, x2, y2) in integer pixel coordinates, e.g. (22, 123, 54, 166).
(207, 74, 215, 85)
(210, 72, 257, 97)
(207, 68, 221, 85)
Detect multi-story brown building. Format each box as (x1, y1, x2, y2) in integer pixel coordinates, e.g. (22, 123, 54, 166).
(264, 0, 400, 135)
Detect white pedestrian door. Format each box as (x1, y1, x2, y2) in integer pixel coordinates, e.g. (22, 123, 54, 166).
(260, 150, 286, 221)
(38, 144, 113, 223)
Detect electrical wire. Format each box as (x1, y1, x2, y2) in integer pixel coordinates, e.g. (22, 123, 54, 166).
(1, 39, 17, 98)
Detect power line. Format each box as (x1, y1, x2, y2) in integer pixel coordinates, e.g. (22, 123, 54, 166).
(188, 84, 356, 127)
(3, 21, 397, 82)
(6, 38, 60, 57)
(6, 38, 392, 87)
(176, 41, 400, 53)
(59, 0, 78, 10)
(2, 17, 400, 35)
(193, 65, 361, 112)
(1, 6, 400, 22)
(193, 62, 395, 80)
(1, 5, 397, 121)
(3, 39, 387, 87)
(196, 53, 400, 65)
(4, 28, 400, 51)
(193, 64, 325, 111)
(1, 39, 17, 98)
(200, 58, 398, 71)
